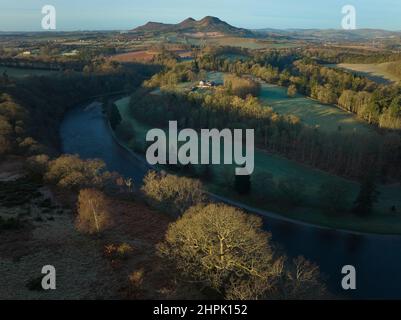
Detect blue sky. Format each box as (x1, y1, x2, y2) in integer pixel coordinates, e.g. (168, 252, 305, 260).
(0, 0, 400, 31)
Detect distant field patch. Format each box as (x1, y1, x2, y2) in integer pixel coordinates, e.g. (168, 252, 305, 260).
(109, 50, 157, 63)
(181, 36, 288, 49)
(328, 63, 401, 84)
(0, 67, 59, 78)
(259, 82, 378, 136)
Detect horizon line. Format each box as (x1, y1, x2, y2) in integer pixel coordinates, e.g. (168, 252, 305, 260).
(1, 26, 401, 33)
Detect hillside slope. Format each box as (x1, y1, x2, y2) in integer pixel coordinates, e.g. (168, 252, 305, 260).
(131, 16, 254, 37)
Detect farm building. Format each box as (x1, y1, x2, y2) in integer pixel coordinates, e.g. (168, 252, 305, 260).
(198, 80, 216, 88)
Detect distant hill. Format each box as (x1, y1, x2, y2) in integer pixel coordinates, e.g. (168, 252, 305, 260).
(254, 28, 401, 41)
(132, 16, 401, 42)
(131, 16, 254, 37)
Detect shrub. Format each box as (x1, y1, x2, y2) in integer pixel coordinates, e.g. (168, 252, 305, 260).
(0, 117, 13, 136)
(18, 137, 45, 155)
(0, 134, 11, 156)
(104, 243, 134, 260)
(128, 269, 145, 298)
(26, 154, 49, 180)
(0, 217, 23, 231)
(129, 269, 144, 287)
(273, 256, 327, 300)
(224, 74, 261, 98)
(45, 155, 107, 190)
(287, 84, 297, 97)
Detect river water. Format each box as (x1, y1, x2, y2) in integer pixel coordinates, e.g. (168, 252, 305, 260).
(60, 102, 401, 299)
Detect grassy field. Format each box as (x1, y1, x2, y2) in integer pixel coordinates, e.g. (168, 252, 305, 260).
(327, 63, 401, 84)
(192, 71, 378, 136)
(109, 48, 193, 64)
(116, 96, 401, 234)
(108, 50, 157, 63)
(259, 83, 378, 136)
(164, 34, 297, 49)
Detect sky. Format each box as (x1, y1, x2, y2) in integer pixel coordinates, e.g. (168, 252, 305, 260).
(0, 0, 400, 32)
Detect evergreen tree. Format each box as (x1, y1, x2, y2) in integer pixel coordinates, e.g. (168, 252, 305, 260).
(353, 171, 380, 215)
(235, 172, 251, 195)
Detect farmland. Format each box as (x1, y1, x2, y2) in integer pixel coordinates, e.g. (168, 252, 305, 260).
(166, 34, 297, 49)
(108, 50, 157, 63)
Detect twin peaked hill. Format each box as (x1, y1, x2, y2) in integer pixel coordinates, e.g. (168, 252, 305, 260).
(131, 16, 253, 36)
(131, 16, 401, 41)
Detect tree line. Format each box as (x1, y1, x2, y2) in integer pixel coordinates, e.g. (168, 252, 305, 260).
(0, 60, 159, 159)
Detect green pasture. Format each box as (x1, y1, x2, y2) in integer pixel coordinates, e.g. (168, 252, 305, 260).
(259, 83, 378, 136)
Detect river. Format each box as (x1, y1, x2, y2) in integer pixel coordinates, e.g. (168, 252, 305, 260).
(60, 102, 401, 299)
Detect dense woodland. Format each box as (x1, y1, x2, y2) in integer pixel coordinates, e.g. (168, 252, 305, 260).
(0, 61, 159, 157)
(302, 47, 401, 64)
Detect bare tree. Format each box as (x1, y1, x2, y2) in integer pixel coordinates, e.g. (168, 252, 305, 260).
(158, 203, 282, 297)
(76, 188, 112, 234)
(142, 171, 205, 215)
(158, 203, 327, 299)
(274, 256, 328, 300)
